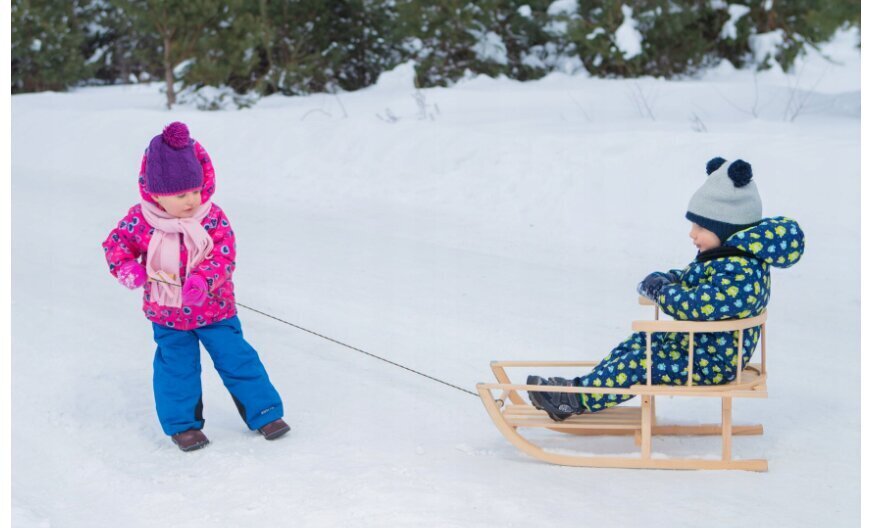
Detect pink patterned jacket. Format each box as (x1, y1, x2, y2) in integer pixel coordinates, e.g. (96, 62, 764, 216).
(102, 142, 237, 330)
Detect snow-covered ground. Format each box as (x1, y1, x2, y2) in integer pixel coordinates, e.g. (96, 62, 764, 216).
(12, 30, 859, 527)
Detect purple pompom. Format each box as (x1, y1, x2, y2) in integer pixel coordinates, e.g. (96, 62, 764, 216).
(162, 122, 191, 149)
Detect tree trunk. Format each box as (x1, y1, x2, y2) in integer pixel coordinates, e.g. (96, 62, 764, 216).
(163, 34, 176, 109)
(259, 0, 273, 74)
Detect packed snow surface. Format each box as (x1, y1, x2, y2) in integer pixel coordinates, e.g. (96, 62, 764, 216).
(12, 30, 859, 527)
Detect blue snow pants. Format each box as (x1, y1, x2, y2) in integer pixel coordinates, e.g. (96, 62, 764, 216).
(152, 316, 284, 436)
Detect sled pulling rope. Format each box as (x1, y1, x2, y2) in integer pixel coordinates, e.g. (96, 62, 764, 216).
(147, 277, 479, 398)
(235, 302, 480, 398)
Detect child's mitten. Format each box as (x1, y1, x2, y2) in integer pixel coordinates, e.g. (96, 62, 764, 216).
(117, 260, 147, 290)
(182, 274, 208, 306)
(637, 272, 675, 301)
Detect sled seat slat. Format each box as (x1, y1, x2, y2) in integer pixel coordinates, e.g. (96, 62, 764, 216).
(479, 365, 767, 399)
(504, 405, 642, 430)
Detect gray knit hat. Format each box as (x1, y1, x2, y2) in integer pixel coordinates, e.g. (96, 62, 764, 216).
(686, 157, 763, 243)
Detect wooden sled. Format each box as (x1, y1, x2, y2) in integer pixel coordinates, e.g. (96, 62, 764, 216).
(477, 296, 769, 471)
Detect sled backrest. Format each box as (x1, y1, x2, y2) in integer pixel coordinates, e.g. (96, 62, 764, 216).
(635, 296, 767, 386)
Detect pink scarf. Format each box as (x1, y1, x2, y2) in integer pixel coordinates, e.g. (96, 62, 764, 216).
(141, 200, 214, 308)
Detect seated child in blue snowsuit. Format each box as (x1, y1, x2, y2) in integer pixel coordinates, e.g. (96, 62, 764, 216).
(528, 157, 805, 421)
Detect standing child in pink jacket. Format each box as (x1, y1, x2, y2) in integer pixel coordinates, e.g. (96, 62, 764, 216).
(102, 122, 289, 452)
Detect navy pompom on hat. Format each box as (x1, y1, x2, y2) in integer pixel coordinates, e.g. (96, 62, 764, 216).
(686, 157, 763, 243)
(144, 122, 203, 196)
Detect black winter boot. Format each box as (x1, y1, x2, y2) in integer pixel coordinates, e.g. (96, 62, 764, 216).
(527, 375, 586, 422)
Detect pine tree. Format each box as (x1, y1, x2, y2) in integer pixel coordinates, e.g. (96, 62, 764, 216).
(566, 0, 723, 78)
(565, 0, 859, 78)
(12, 0, 94, 92)
(85, 1, 163, 85)
(174, 0, 402, 106)
(740, 0, 860, 71)
(176, 1, 261, 96)
(477, 0, 559, 81)
(321, 0, 402, 92)
(253, 0, 402, 95)
(111, 0, 229, 108)
(396, 0, 496, 87)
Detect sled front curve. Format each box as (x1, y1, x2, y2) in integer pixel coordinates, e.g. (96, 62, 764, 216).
(477, 297, 769, 471)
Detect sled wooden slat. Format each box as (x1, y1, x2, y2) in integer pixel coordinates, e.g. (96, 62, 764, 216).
(478, 367, 767, 398)
(565, 423, 763, 438)
(641, 395, 653, 459)
(507, 418, 641, 430)
(477, 296, 771, 471)
(490, 360, 601, 368)
(504, 406, 641, 429)
(631, 311, 767, 333)
(687, 331, 694, 386)
(737, 328, 744, 384)
(504, 404, 637, 416)
(490, 362, 525, 406)
(646, 332, 652, 387)
(722, 398, 733, 460)
(505, 415, 639, 426)
(761, 323, 767, 375)
(652, 423, 763, 436)
(503, 402, 764, 437)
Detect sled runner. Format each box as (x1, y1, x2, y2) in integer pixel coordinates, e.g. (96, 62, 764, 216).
(477, 296, 769, 471)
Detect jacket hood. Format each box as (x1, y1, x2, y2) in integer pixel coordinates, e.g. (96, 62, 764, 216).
(725, 216, 804, 269)
(137, 140, 216, 205)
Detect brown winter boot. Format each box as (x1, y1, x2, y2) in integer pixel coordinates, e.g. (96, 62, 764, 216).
(171, 429, 210, 452)
(258, 419, 291, 440)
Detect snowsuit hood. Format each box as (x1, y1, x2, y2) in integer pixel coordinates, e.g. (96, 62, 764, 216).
(724, 216, 805, 269)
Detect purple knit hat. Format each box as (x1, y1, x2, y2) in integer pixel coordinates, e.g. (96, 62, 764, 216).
(144, 122, 203, 196)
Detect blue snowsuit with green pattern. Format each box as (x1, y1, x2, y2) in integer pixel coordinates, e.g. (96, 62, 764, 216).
(576, 217, 804, 412)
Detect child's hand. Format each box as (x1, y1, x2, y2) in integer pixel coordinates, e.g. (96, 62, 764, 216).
(637, 272, 675, 301)
(117, 261, 147, 290)
(182, 274, 208, 306)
